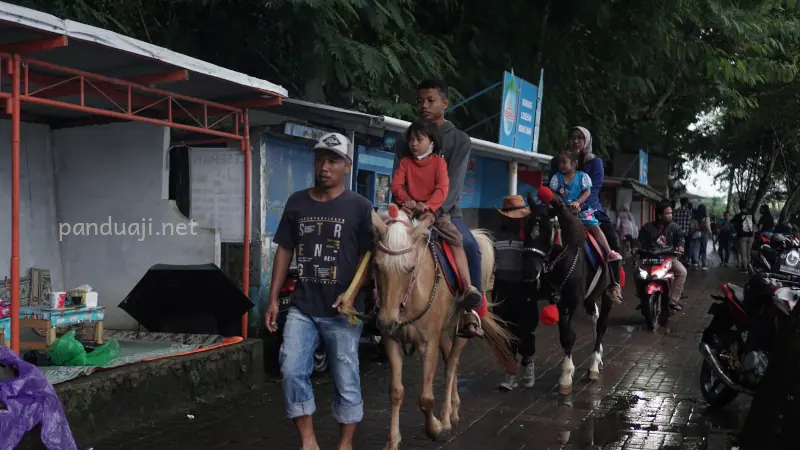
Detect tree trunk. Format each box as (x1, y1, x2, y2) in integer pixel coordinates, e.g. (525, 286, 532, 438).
(750, 137, 778, 213)
(726, 166, 735, 212)
(738, 301, 800, 448)
(779, 181, 800, 223)
(532, 0, 552, 74)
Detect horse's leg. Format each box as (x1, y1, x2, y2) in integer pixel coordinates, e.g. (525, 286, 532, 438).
(383, 339, 404, 450)
(419, 338, 445, 440)
(440, 332, 467, 432)
(557, 306, 577, 395)
(589, 293, 613, 381)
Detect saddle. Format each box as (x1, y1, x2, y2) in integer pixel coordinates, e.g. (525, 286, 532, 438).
(429, 228, 464, 296)
(582, 230, 625, 291)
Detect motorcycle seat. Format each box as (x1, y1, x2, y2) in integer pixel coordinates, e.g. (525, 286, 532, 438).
(727, 283, 745, 304)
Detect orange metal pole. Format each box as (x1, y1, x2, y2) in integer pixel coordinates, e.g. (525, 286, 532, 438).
(241, 110, 251, 339)
(21, 96, 244, 141)
(10, 54, 21, 354)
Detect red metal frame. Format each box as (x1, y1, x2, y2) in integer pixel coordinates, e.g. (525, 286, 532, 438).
(0, 44, 281, 353)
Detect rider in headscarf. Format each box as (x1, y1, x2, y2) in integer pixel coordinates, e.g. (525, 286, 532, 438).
(548, 126, 624, 302)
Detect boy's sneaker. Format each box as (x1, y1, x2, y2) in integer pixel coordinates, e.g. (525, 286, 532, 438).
(521, 361, 535, 388)
(499, 373, 519, 391)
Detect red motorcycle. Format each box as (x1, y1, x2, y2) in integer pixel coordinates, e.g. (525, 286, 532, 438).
(634, 248, 681, 330)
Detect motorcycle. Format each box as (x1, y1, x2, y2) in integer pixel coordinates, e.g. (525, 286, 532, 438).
(699, 256, 800, 408)
(753, 232, 800, 272)
(634, 247, 681, 331)
(273, 266, 384, 375)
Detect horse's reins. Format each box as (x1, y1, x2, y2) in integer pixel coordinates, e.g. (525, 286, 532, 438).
(374, 217, 442, 328)
(529, 217, 581, 303)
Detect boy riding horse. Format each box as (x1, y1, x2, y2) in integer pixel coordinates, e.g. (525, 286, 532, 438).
(392, 79, 484, 337)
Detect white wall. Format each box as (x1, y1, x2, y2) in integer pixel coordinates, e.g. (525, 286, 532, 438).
(0, 120, 64, 291)
(53, 122, 216, 330)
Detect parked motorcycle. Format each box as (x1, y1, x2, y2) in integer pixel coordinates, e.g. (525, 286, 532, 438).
(699, 258, 800, 408)
(634, 248, 681, 331)
(752, 232, 800, 272)
(273, 266, 384, 375)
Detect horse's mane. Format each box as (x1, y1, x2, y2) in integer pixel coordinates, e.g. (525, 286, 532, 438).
(376, 209, 418, 273)
(553, 204, 586, 247)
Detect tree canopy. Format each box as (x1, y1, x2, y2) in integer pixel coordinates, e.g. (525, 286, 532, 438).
(9, 0, 800, 215)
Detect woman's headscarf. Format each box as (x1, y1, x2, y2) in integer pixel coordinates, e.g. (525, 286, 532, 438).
(571, 126, 593, 155)
(620, 203, 630, 213)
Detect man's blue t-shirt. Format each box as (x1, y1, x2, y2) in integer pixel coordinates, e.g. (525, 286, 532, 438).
(273, 189, 374, 318)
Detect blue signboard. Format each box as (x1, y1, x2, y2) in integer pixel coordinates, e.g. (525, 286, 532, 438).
(498, 71, 539, 152)
(639, 149, 648, 185)
(498, 71, 519, 148)
(531, 69, 544, 153)
(514, 79, 537, 152)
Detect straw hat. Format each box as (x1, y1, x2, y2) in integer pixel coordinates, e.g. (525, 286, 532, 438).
(495, 194, 531, 219)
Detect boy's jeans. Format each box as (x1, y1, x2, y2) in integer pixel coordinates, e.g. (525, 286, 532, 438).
(280, 307, 364, 424)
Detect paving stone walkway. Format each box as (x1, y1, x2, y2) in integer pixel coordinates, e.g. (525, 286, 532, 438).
(94, 258, 750, 450)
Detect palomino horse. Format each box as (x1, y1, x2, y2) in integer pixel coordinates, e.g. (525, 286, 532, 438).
(371, 206, 516, 450)
(522, 188, 617, 395)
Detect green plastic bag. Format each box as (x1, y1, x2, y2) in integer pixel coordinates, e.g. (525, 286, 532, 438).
(48, 330, 120, 367)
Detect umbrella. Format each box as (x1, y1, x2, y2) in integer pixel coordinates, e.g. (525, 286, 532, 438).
(118, 263, 254, 336)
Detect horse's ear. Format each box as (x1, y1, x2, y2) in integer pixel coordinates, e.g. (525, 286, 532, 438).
(409, 213, 434, 241)
(372, 210, 388, 235)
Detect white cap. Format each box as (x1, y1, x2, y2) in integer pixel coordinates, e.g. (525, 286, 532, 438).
(313, 132, 352, 162)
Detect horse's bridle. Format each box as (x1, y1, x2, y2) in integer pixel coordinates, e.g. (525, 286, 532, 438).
(523, 215, 580, 303)
(373, 217, 441, 328)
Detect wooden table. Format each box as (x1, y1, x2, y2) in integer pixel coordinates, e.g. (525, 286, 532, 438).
(19, 306, 105, 351)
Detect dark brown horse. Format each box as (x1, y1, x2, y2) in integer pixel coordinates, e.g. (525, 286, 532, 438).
(522, 189, 616, 394)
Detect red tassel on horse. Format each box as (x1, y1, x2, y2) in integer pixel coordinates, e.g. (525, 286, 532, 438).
(540, 304, 559, 326)
(619, 266, 626, 287)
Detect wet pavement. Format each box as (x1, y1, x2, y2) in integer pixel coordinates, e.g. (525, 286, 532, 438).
(94, 256, 750, 450)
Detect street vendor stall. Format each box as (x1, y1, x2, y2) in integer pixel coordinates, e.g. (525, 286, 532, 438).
(0, 1, 287, 354)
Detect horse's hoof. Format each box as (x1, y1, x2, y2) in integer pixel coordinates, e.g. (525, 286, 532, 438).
(383, 441, 401, 450)
(588, 369, 600, 381)
(559, 384, 573, 395)
(435, 428, 451, 441)
(450, 416, 460, 429)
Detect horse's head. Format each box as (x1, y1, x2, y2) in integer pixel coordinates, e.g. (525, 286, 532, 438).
(371, 204, 434, 335)
(522, 188, 565, 282)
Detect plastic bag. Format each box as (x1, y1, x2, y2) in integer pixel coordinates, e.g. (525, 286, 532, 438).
(0, 345, 78, 449)
(49, 330, 119, 367)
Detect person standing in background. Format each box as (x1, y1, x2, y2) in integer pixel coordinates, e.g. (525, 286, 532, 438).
(690, 204, 712, 270)
(674, 197, 693, 264)
(732, 200, 755, 272)
(718, 211, 734, 267)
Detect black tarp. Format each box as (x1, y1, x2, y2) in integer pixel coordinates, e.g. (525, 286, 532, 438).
(118, 263, 254, 336)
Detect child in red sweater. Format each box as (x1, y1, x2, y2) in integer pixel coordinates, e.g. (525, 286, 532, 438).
(391, 121, 483, 334)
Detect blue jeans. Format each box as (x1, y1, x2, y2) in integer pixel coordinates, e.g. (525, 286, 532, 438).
(279, 307, 364, 424)
(691, 232, 709, 267)
(452, 216, 483, 294)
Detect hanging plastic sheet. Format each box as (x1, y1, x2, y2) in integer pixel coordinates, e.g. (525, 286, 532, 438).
(0, 345, 77, 450)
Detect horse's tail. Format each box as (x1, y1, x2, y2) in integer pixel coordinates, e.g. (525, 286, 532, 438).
(472, 229, 518, 374)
